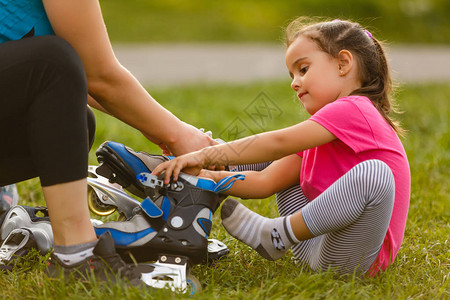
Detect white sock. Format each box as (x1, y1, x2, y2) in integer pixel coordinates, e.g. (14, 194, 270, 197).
(221, 198, 299, 261)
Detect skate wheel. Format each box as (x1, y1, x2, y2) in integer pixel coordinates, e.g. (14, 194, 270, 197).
(87, 186, 116, 216)
(186, 275, 202, 295)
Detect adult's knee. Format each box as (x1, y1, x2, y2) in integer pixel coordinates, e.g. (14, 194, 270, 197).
(31, 36, 87, 95)
(33, 36, 81, 66)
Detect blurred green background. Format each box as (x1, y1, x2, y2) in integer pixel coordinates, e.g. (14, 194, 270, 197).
(100, 0, 450, 44)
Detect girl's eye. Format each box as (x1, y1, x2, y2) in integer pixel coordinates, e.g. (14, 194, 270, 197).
(299, 66, 309, 75)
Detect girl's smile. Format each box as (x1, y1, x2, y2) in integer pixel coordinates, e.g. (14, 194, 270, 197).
(298, 92, 308, 101)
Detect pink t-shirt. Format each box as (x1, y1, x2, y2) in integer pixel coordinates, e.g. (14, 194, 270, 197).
(298, 95, 410, 275)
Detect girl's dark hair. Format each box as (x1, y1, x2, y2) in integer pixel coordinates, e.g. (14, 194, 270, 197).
(285, 17, 403, 136)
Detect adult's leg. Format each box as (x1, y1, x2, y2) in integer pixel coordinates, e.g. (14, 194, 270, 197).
(0, 36, 95, 245)
(0, 37, 142, 283)
(0, 36, 88, 185)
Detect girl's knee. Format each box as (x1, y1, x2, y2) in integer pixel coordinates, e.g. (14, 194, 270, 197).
(357, 159, 389, 171)
(354, 160, 394, 183)
(358, 160, 395, 206)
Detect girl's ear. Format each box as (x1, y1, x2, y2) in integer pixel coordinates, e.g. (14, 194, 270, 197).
(337, 50, 354, 76)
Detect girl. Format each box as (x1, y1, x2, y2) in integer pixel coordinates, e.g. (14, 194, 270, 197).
(152, 18, 411, 276)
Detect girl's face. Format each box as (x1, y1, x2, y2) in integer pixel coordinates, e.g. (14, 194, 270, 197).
(286, 35, 348, 115)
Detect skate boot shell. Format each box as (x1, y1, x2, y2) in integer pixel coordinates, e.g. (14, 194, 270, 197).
(0, 227, 53, 271)
(94, 172, 226, 265)
(89, 141, 244, 293)
(0, 206, 53, 270)
(94, 171, 244, 294)
(0, 206, 52, 243)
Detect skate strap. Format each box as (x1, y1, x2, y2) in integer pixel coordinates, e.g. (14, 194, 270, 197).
(178, 173, 216, 190)
(212, 174, 246, 193)
(140, 198, 163, 218)
(137, 172, 245, 194)
(178, 173, 245, 193)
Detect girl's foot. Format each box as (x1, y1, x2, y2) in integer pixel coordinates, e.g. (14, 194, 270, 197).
(220, 198, 299, 260)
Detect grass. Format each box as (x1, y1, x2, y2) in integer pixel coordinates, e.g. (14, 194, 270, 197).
(6, 81, 450, 299)
(99, 0, 450, 44)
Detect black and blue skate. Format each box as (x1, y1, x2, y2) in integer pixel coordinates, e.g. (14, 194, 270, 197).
(93, 171, 243, 293)
(94, 171, 244, 265)
(90, 141, 244, 293)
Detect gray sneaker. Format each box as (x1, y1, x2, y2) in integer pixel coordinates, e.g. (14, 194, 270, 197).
(46, 231, 145, 286)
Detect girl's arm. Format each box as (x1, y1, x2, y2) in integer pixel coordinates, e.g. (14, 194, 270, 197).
(42, 0, 214, 155)
(153, 119, 335, 183)
(201, 154, 302, 199)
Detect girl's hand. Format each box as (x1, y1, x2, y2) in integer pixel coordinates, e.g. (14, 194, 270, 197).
(152, 151, 207, 184)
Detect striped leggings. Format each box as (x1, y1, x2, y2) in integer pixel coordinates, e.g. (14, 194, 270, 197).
(235, 159, 395, 275)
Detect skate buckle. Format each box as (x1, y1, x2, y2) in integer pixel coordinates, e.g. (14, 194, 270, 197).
(137, 173, 164, 189)
(137, 173, 184, 192)
(207, 239, 230, 261)
(140, 255, 188, 292)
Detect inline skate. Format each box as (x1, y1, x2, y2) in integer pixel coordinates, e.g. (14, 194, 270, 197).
(87, 141, 243, 293)
(0, 206, 53, 270)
